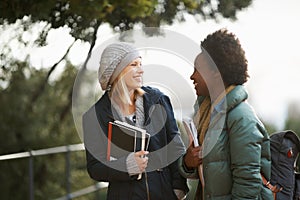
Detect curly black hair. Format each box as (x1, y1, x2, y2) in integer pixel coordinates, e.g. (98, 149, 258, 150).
(201, 28, 249, 86)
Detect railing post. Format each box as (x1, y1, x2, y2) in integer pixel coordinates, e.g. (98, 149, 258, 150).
(66, 145, 71, 200)
(29, 150, 34, 200)
(95, 182, 101, 199)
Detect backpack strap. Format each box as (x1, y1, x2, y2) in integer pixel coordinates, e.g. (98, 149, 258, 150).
(261, 173, 283, 198)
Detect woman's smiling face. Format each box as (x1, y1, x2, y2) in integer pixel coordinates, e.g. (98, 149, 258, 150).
(190, 54, 215, 97)
(121, 57, 144, 92)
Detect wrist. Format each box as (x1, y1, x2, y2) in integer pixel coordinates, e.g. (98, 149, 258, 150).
(126, 152, 141, 176)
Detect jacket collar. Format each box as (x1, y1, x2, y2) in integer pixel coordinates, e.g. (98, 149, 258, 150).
(95, 86, 164, 126)
(141, 86, 163, 126)
(194, 85, 248, 115)
(94, 91, 114, 122)
(225, 85, 248, 113)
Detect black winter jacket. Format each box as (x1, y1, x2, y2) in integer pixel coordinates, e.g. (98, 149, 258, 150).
(83, 86, 188, 199)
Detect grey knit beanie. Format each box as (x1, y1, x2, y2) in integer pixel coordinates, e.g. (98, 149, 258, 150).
(98, 42, 140, 90)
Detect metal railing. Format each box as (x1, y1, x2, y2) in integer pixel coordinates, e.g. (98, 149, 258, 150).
(54, 182, 108, 200)
(0, 143, 108, 200)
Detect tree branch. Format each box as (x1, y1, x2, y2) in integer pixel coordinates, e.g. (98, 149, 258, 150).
(57, 20, 102, 126)
(81, 20, 101, 70)
(29, 39, 76, 107)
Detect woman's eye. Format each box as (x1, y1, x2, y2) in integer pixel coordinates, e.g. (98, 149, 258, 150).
(130, 62, 142, 67)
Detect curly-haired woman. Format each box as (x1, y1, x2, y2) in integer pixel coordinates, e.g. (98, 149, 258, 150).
(179, 29, 273, 199)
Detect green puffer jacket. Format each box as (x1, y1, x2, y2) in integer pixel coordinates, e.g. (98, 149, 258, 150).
(179, 85, 273, 200)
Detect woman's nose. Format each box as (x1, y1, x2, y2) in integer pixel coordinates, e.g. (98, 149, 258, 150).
(190, 72, 194, 80)
(137, 65, 144, 74)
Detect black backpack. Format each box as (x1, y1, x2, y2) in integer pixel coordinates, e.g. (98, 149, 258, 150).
(269, 130, 300, 200)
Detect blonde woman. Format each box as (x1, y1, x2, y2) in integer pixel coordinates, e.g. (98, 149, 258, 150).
(83, 42, 188, 200)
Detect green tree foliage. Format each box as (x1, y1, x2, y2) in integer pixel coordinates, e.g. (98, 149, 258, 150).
(0, 59, 99, 199)
(0, 0, 253, 42)
(0, 60, 80, 154)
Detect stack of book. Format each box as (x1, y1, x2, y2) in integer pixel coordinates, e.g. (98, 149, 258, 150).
(107, 120, 150, 161)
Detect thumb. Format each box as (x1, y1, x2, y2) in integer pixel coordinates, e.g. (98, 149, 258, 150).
(188, 131, 194, 147)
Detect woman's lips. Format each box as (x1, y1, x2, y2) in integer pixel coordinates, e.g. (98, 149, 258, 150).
(134, 76, 142, 82)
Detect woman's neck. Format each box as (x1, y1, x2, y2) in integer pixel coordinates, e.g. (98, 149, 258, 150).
(118, 90, 135, 115)
(129, 90, 135, 103)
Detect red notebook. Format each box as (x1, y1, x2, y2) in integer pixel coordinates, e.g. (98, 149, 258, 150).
(107, 121, 150, 161)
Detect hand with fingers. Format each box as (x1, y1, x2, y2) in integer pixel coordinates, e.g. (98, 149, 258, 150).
(184, 131, 202, 169)
(134, 150, 149, 172)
